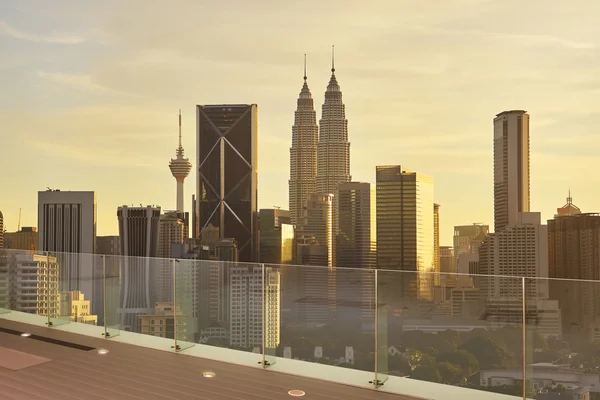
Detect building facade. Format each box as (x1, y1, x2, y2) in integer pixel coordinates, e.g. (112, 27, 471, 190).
(433, 204, 440, 286)
(4, 227, 38, 251)
(493, 110, 530, 232)
(258, 208, 294, 265)
(289, 64, 318, 227)
(479, 212, 549, 300)
(95, 235, 120, 256)
(229, 264, 280, 349)
(376, 165, 435, 301)
(157, 211, 186, 303)
(138, 302, 187, 340)
(60, 290, 97, 325)
(335, 182, 376, 323)
(453, 223, 489, 268)
(196, 104, 258, 262)
(0, 253, 60, 317)
(37, 190, 96, 309)
(117, 205, 161, 331)
(0, 210, 3, 249)
(548, 211, 600, 339)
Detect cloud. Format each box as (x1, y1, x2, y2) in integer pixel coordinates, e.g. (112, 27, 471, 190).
(0, 20, 85, 44)
(36, 71, 143, 98)
(27, 139, 155, 168)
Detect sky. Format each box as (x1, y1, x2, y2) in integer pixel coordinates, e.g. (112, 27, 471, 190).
(1, 0, 600, 246)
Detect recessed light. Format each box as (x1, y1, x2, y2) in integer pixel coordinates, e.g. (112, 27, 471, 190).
(97, 349, 109, 355)
(20, 333, 31, 337)
(202, 372, 216, 378)
(288, 390, 306, 397)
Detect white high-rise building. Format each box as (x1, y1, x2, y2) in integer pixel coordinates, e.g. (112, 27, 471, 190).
(479, 212, 549, 299)
(316, 46, 351, 197)
(169, 110, 192, 213)
(493, 110, 530, 232)
(289, 57, 318, 227)
(229, 265, 280, 349)
(37, 190, 96, 309)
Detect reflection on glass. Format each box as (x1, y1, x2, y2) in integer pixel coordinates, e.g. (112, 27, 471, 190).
(173, 259, 194, 351)
(263, 265, 280, 367)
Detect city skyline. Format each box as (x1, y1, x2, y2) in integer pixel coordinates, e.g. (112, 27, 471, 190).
(3, 1, 600, 245)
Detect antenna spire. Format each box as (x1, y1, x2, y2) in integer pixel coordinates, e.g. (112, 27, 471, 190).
(331, 45, 335, 73)
(303, 54, 307, 81)
(178, 109, 182, 148)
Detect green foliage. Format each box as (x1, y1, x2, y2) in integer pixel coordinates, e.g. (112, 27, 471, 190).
(437, 362, 463, 384)
(411, 365, 442, 383)
(436, 349, 479, 375)
(459, 336, 516, 370)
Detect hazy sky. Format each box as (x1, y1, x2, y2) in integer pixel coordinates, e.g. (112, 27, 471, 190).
(1, 0, 600, 245)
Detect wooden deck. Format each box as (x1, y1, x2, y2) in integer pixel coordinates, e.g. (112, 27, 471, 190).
(0, 319, 419, 400)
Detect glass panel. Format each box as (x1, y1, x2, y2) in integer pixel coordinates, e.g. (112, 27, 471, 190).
(173, 258, 195, 352)
(375, 269, 388, 387)
(103, 254, 121, 338)
(376, 269, 526, 398)
(275, 264, 376, 389)
(263, 264, 280, 367)
(528, 277, 586, 400)
(46, 251, 70, 327)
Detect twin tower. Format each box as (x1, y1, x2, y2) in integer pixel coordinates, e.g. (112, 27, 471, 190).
(289, 48, 351, 227)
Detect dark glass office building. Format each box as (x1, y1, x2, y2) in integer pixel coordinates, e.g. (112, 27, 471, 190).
(196, 105, 258, 262)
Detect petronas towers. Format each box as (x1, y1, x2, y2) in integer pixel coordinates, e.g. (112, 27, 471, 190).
(289, 48, 351, 230)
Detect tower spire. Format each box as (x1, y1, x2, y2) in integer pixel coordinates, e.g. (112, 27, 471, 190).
(304, 53, 307, 81)
(331, 45, 335, 73)
(178, 109, 182, 148)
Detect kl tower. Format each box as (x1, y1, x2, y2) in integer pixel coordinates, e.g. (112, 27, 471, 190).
(169, 110, 192, 212)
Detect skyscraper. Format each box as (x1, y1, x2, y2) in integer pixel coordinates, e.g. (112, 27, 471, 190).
(117, 205, 161, 331)
(169, 110, 192, 213)
(157, 211, 186, 302)
(376, 165, 434, 301)
(336, 182, 376, 269)
(300, 193, 334, 267)
(196, 104, 258, 262)
(289, 57, 318, 227)
(493, 110, 530, 232)
(335, 182, 376, 323)
(37, 190, 96, 303)
(433, 204, 440, 286)
(316, 46, 351, 196)
(548, 198, 600, 338)
(259, 208, 294, 265)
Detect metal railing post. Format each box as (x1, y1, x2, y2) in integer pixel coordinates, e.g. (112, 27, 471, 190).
(172, 259, 179, 351)
(374, 269, 379, 388)
(522, 277, 527, 400)
(103, 255, 108, 337)
(261, 263, 267, 368)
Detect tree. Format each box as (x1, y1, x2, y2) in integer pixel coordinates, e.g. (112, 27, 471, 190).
(411, 365, 442, 383)
(459, 336, 515, 369)
(437, 362, 463, 384)
(436, 349, 479, 375)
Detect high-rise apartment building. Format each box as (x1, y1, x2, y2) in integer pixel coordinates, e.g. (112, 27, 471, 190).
(316, 48, 351, 197)
(117, 205, 161, 331)
(38, 190, 96, 307)
(259, 208, 294, 265)
(439, 246, 455, 287)
(493, 110, 530, 232)
(138, 302, 187, 340)
(0, 253, 60, 316)
(335, 182, 376, 323)
(289, 60, 318, 227)
(169, 110, 193, 213)
(479, 212, 548, 299)
(548, 207, 600, 338)
(229, 264, 280, 349)
(376, 165, 434, 301)
(196, 104, 258, 262)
